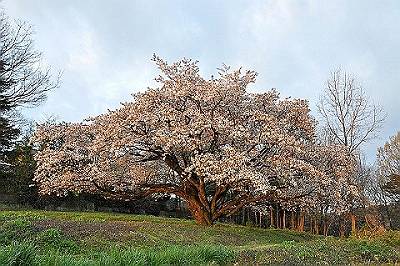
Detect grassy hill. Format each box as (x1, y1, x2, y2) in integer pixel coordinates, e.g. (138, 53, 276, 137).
(0, 210, 398, 265)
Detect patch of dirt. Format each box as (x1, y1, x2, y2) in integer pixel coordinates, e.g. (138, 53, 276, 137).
(33, 219, 143, 241)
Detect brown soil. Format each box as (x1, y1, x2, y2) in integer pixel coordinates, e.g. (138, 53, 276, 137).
(33, 219, 142, 241)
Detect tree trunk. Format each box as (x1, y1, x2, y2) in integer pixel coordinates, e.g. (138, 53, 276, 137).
(276, 206, 280, 228)
(350, 213, 356, 234)
(282, 209, 286, 229)
(290, 211, 295, 230)
(339, 219, 345, 238)
(270, 206, 274, 228)
(383, 200, 393, 229)
(187, 200, 212, 226)
(314, 216, 319, 235)
(310, 216, 314, 234)
(297, 212, 305, 232)
(323, 219, 328, 236)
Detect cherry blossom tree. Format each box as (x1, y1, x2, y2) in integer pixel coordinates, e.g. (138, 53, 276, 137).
(262, 143, 356, 233)
(377, 131, 400, 201)
(32, 56, 354, 225)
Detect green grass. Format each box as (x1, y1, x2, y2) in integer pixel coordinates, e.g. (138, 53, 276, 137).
(236, 237, 400, 265)
(0, 209, 398, 265)
(0, 243, 234, 266)
(0, 210, 316, 248)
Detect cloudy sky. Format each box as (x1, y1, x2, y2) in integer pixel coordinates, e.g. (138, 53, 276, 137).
(2, 0, 400, 162)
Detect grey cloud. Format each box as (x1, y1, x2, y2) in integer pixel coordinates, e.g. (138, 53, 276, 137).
(2, 0, 399, 162)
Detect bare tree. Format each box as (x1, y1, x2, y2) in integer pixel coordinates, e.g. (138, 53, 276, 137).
(0, 10, 59, 166)
(318, 69, 384, 154)
(0, 11, 60, 109)
(317, 69, 385, 233)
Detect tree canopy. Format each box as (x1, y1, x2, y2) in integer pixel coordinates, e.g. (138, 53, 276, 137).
(32, 56, 355, 225)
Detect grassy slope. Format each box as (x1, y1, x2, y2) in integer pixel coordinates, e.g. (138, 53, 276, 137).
(0, 209, 399, 265)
